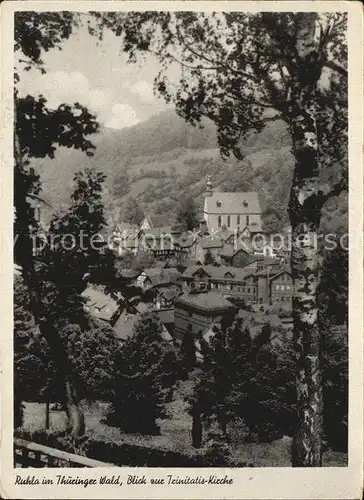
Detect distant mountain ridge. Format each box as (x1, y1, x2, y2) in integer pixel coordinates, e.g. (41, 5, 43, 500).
(32, 109, 347, 235)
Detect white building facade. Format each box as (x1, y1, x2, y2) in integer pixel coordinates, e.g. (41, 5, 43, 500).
(203, 177, 262, 234)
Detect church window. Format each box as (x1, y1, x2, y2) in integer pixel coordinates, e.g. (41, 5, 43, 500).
(227, 215, 231, 227)
(237, 215, 240, 225)
(218, 216, 222, 227)
(246, 215, 250, 225)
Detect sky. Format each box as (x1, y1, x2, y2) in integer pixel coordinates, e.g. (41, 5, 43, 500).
(16, 12, 333, 132)
(16, 14, 170, 130)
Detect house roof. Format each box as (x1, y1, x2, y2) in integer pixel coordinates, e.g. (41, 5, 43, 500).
(238, 254, 265, 267)
(150, 273, 180, 287)
(205, 191, 261, 215)
(140, 267, 181, 287)
(113, 305, 173, 343)
(81, 286, 120, 322)
(113, 223, 139, 236)
(214, 229, 235, 242)
(199, 235, 224, 249)
(175, 290, 236, 312)
(142, 215, 171, 228)
(177, 232, 198, 248)
(257, 257, 282, 267)
(269, 268, 292, 281)
(157, 286, 182, 302)
(219, 241, 253, 257)
(182, 264, 252, 282)
(113, 311, 141, 340)
(116, 268, 141, 280)
(200, 315, 251, 344)
(155, 308, 175, 326)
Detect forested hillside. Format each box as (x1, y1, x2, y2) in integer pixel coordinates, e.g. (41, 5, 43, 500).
(32, 109, 346, 234)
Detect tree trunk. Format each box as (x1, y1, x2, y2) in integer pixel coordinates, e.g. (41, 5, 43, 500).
(64, 380, 85, 436)
(288, 89, 323, 465)
(217, 413, 228, 436)
(45, 399, 50, 430)
(287, 12, 324, 467)
(14, 120, 85, 437)
(192, 412, 202, 448)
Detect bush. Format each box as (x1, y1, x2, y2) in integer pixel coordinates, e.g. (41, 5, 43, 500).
(203, 429, 233, 466)
(227, 417, 250, 446)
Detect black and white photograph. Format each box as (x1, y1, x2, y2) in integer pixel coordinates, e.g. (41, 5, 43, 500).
(1, 1, 363, 498)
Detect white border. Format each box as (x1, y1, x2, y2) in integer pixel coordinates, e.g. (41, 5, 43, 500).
(0, 2, 363, 499)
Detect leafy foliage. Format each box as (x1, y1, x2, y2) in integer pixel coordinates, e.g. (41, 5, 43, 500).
(59, 319, 120, 400)
(106, 313, 179, 434)
(17, 95, 99, 160)
(179, 331, 197, 371)
(14, 276, 58, 423)
(37, 168, 115, 328)
(322, 322, 348, 452)
(15, 12, 80, 64)
(121, 196, 145, 225)
(173, 195, 199, 232)
(318, 245, 348, 325)
(190, 318, 296, 444)
(14, 275, 120, 407)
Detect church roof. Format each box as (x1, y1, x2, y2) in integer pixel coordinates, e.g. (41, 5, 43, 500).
(205, 191, 261, 214)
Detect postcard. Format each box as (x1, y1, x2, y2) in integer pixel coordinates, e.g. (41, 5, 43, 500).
(0, 1, 363, 499)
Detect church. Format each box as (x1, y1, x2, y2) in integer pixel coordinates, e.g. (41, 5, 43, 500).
(203, 176, 262, 234)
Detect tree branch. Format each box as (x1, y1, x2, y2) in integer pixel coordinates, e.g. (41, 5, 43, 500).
(324, 60, 347, 77)
(261, 115, 284, 124)
(175, 26, 260, 84)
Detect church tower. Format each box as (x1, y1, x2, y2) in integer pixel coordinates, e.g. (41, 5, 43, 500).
(203, 176, 213, 229)
(205, 175, 213, 197)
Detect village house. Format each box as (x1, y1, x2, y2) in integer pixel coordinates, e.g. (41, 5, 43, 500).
(110, 223, 141, 256)
(136, 267, 181, 290)
(81, 285, 173, 343)
(268, 269, 293, 305)
(219, 242, 253, 266)
(180, 265, 258, 305)
(203, 176, 262, 234)
(139, 215, 171, 231)
(174, 232, 200, 260)
(141, 227, 177, 257)
(174, 290, 238, 341)
(179, 261, 291, 307)
(195, 235, 224, 264)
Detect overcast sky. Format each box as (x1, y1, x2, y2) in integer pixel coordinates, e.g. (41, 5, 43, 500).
(16, 14, 170, 130)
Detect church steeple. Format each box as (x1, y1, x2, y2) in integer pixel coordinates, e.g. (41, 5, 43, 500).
(206, 175, 213, 197)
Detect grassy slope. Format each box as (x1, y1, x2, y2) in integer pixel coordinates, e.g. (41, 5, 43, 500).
(22, 398, 347, 466)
